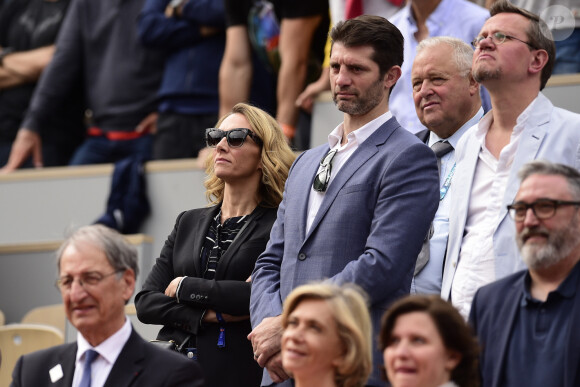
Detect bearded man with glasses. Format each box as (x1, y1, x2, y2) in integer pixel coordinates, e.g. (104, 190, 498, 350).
(249, 15, 440, 387)
(470, 160, 580, 387)
(10, 225, 204, 387)
(442, 0, 580, 320)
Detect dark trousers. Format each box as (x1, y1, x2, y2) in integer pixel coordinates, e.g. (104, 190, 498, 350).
(154, 112, 217, 160)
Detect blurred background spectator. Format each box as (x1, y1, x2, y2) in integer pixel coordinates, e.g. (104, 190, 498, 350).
(219, 0, 328, 150)
(1, 0, 164, 172)
(0, 0, 84, 168)
(138, 0, 226, 160)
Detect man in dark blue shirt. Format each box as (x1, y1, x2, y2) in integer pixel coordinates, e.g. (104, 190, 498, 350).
(469, 159, 580, 387)
(2, 0, 164, 171)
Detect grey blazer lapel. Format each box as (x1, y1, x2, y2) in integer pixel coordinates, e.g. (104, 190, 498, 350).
(305, 118, 397, 240)
(454, 134, 479, 225)
(500, 125, 547, 221)
(296, 147, 330, 242)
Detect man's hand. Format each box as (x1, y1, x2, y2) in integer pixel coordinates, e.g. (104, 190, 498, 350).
(0, 45, 56, 89)
(247, 315, 283, 367)
(0, 129, 42, 173)
(196, 147, 213, 170)
(295, 68, 330, 113)
(265, 351, 290, 383)
(135, 112, 158, 134)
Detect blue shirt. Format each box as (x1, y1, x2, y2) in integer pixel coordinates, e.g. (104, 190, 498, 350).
(502, 261, 580, 387)
(389, 0, 489, 133)
(412, 108, 483, 294)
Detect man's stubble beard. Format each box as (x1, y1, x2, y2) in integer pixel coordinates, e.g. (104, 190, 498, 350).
(333, 77, 385, 116)
(473, 65, 502, 84)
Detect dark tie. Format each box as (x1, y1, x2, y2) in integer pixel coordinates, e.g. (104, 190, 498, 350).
(79, 349, 99, 387)
(430, 140, 454, 174)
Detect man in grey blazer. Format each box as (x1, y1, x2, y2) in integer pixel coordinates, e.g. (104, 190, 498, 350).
(10, 225, 204, 387)
(249, 15, 440, 387)
(442, 1, 580, 319)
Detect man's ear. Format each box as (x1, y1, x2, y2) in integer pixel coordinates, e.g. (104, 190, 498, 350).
(467, 72, 480, 96)
(121, 268, 136, 302)
(529, 49, 549, 76)
(383, 65, 402, 89)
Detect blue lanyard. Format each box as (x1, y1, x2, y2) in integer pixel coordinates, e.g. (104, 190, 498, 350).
(440, 162, 456, 201)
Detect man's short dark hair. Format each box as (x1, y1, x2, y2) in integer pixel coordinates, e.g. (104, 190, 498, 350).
(490, 0, 555, 90)
(330, 15, 404, 81)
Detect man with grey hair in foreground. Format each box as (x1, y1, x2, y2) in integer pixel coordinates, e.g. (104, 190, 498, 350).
(411, 36, 483, 295)
(470, 160, 580, 387)
(10, 224, 204, 387)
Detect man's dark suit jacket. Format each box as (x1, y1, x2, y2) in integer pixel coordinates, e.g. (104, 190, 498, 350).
(10, 328, 204, 387)
(136, 205, 276, 387)
(469, 269, 580, 387)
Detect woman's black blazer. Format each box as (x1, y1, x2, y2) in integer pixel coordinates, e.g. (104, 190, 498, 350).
(135, 205, 277, 387)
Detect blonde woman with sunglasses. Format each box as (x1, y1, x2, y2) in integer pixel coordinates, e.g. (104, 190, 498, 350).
(135, 103, 295, 387)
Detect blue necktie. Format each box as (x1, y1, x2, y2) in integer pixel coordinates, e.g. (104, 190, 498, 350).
(79, 349, 99, 387)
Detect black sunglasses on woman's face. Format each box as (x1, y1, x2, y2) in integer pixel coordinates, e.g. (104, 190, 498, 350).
(205, 128, 263, 148)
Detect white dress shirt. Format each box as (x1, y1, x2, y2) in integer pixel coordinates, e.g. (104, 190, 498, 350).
(73, 317, 132, 387)
(306, 111, 392, 233)
(451, 104, 531, 319)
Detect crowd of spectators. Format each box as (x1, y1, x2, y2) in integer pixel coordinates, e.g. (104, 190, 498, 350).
(0, 0, 578, 170)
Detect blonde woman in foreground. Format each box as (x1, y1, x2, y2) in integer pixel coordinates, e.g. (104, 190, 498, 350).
(281, 283, 372, 387)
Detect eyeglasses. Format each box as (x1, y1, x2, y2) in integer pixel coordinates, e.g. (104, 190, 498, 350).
(507, 199, 580, 222)
(313, 149, 337, 192)
(56, 270, 123, 292)
(471, 32, 538, 50)
(205, 128, 263, 148)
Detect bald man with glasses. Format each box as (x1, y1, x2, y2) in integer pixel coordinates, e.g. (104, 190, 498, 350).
(441, 0, 580, 319)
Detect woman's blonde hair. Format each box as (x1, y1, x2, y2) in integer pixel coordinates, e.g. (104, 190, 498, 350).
(204, 103, 296, 207)
(282, 283, 372, 387)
